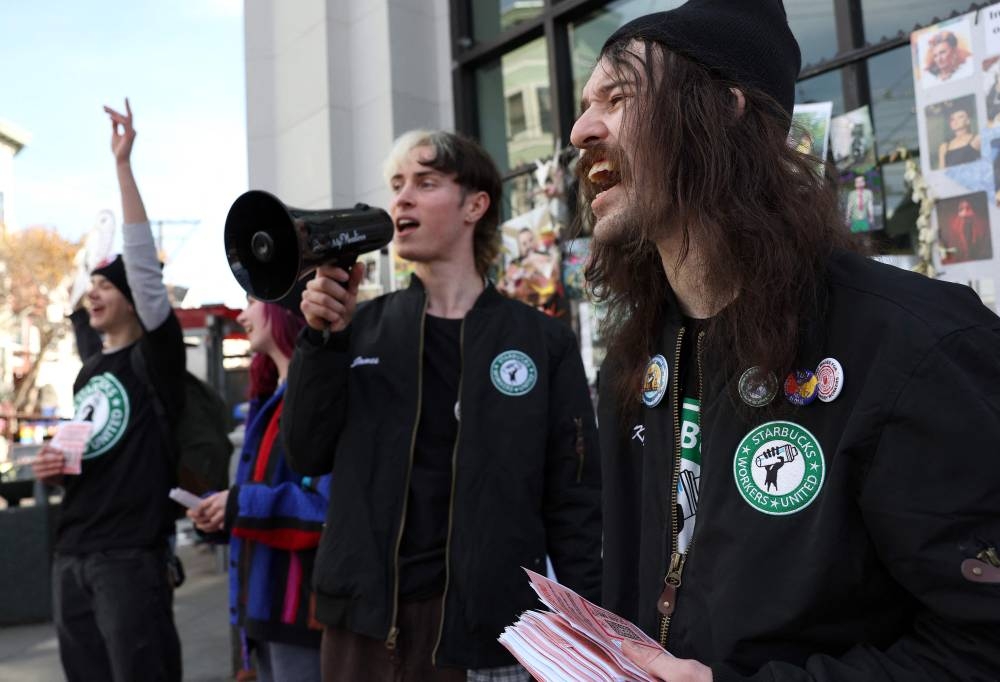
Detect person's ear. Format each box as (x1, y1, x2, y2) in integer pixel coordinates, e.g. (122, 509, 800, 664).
(464, 191, 490, 224)
(730, 87, 746, 119)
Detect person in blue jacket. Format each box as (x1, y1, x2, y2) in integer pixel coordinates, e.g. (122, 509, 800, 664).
(189, 297, 329, 682)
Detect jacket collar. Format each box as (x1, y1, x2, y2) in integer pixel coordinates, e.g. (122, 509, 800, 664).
(406, 272, 505, 311)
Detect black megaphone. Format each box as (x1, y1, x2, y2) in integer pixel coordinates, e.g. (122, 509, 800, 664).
(224, 190, 394, 305)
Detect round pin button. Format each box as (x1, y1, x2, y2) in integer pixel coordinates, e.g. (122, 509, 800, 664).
(784, 370, 819, 406)
(738, 366, 778, 407)
(815, 357, 844, 403)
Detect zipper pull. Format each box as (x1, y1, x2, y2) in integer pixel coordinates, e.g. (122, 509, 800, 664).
(979, 546, 1000, 568)
(385, 625, 400, 650)
(657, 551, 686, 616)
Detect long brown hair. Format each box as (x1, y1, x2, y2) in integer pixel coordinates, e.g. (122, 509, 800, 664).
(581, 41, 861, 410)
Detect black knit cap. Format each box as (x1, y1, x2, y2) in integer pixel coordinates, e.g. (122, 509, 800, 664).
(602, 0, 801, 119)
(91, 254, 134, 305)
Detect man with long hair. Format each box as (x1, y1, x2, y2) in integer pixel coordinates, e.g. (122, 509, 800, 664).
(281, 130, 601, 681)
(572, 1, 1000, 680)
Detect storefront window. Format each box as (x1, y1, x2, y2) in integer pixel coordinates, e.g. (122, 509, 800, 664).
(568, 0, 683, 107)
(476, 36, 555, 173)
(862, 1, 982, 44)
(785, 0, 839, 67)
(868, 46, 918, 155)
(795, 69, 845, 118)
(472, 0, 544, 42)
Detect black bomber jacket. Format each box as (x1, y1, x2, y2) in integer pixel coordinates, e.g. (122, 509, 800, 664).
(600, 251, 1000, 681)
(282, 276, 602, 670)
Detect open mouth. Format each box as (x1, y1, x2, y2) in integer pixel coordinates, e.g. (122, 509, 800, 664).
(396, 218, 419, 236)
(587, 159, 620, 195)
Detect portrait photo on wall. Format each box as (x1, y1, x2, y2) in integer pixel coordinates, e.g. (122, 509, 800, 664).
(925, 94, 981, 170)
(830, 105, 877, 173)
(935, 191, 994, 264)
(498, 204, 565, 317)
(790, 101, 833, 168)
(839, 169, 884, 233)
(915, 17, 975, 89)
(561, 237, 591, 301)
(984, 56, 1000, 127)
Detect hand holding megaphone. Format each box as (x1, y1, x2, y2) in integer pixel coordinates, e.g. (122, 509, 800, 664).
(224, 190, 394, 329)
(301, 262, 366, 334)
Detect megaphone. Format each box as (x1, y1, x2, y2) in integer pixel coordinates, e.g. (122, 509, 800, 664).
(224, 190, 394, 304)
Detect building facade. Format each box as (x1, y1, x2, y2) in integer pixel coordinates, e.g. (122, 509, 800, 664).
(242, 0, 996, 314)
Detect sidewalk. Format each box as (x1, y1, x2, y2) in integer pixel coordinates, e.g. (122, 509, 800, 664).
(0, 537, 233, 682)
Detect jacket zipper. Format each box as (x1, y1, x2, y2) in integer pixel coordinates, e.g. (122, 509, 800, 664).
(385, 296, 429, 650)
(574, 417, 585, 483)
(658, 329, 705, 648)
(431, 317, 466, 665)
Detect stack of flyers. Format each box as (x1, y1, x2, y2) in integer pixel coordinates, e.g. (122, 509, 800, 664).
(50, 421, 94, 474)
(499, 569, 669, 681)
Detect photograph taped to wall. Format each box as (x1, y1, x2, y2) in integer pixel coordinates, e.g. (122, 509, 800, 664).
(925, 94, 981, 170)
(357, 252, 383, 302)
(562, 238, 590, 301)
(936, 191, 994, 265)
(830, 105, 877, 173)
(790, 102, 833, 168)
(984, 56, 1000, 127)
(914, 17, 975, 89)
(840, 169, 885, 233)
(498, 204, 564, 316)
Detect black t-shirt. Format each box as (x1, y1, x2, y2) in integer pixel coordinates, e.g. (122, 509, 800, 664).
(399, 314, 461, 599)
(56, 314, 185, 554)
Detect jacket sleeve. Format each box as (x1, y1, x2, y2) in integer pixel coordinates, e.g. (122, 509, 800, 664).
(281, 326, 351, 476)
(227, 473, 331, 551)
(543, 327, 603, 603)
(714, 323, 1000, 682)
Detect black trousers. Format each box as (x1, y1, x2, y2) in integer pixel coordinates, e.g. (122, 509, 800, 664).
(52, 547, 182, 682)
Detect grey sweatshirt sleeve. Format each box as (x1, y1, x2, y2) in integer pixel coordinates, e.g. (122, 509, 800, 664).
(122, 221, 172, 330)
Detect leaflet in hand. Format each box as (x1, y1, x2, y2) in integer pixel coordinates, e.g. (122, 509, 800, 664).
(51, 421, 94, 475)
(168, 487, 203, 510)
(498, 569, 668, 681)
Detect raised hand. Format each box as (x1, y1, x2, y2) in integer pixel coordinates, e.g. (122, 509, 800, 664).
(103, 98, 136, 165)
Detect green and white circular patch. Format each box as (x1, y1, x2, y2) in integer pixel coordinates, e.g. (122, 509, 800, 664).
(733, 420, 825, 515)
(490, 350, 537, 396)
(74, 372, 130, 459)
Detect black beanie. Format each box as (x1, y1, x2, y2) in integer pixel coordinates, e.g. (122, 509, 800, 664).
(91, 254, 134, 305)
(602, 0, 801, 119)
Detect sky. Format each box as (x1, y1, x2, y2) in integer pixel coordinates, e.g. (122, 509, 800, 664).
(1, 0, 249, 307)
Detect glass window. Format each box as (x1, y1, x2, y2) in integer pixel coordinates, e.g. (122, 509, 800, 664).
(476, 36, 554, 172)
(868, 46, 918, 156)
(473, 0, 544, 42)
(795, 69, 845, 116)
(569, 0, 682, 107)
(862, 1, 980, 44)
(507, 92, 527, 136)
(785, 0, 838, 67)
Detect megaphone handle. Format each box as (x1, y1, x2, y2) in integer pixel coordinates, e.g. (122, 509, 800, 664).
(321, 254, 359, 344)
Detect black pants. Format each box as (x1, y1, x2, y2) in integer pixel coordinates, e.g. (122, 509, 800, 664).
(52, 547, 182, 682)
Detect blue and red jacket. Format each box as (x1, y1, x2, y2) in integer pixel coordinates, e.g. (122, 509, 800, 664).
(224, 383, 331, 647)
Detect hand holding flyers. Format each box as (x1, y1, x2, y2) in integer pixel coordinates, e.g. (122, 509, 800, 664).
(499, 569, 670, 681)
(50, 421, 94, 475)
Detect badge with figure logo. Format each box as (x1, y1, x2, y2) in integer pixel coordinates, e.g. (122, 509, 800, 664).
(733, 420, 825, 515)
(73, 372, 131, 459)
(641, 355, 669, 407)
(490, 350, 538, 396)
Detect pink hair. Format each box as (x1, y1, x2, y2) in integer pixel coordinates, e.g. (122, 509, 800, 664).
(248, 303, 305, 400)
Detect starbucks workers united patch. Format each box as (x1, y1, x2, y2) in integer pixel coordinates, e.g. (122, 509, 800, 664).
(733, 421, 825, 515)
